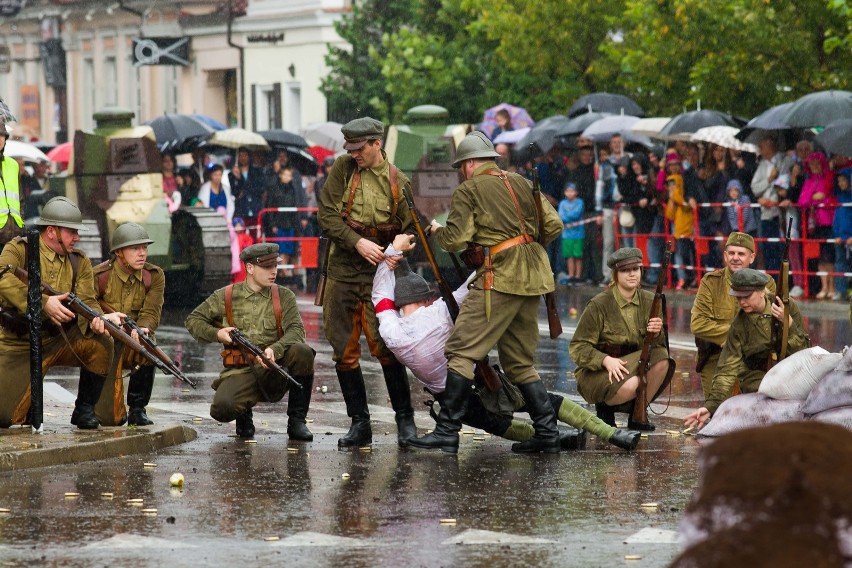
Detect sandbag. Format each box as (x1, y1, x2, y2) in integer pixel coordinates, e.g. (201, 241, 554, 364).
(757, 346, 841, 400)
(698, 393, 803, 438)
(836, 345, 852, 372)
(800, 363, 852, 415)
(810, 406, 852, 431)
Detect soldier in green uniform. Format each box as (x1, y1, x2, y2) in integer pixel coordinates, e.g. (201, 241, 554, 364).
(408, 132, 565, 454)
(185, 243, 315, 439)
(569, 248, 675, 431)
(684, 268, 810, 429)
(317, 117, 417, 448)
(0, 197, 122, 429)
(92, 223, 165, 427)
(690, 232, 775, 397)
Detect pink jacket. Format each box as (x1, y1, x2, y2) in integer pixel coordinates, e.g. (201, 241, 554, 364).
(798, 152, 835, 229)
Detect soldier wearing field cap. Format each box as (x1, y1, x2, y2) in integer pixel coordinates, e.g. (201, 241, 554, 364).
(569, 247, 675, 431)
(690, 232, 777, 397)
(92, 223, 165, 427)
(684, 268, 810, 430)
(185, 242, 316, 439)
(317, 117, 417, 448)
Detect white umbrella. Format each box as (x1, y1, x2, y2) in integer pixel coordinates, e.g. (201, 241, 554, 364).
(580, 115, 653, 147)
(630, 117, 671, 137)
(3, 140, 50, 163)
(493, 127, 531, 144)
(301, 121, 345, 152)
(207, 128, 270, 151)
(690, 125, 758, 153)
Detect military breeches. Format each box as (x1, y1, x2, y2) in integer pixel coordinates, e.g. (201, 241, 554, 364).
(699, 351, 721, 399)
(95, 344, 154, 427)
(0, 328, 113, 427)
(210, 342, 314, 423)
(445, 289, 541, 384)
(322, 278, 395, 371)
(575, 347, 673, 404)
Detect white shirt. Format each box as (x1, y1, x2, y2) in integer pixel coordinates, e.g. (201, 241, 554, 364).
(372, 244, 473, 394)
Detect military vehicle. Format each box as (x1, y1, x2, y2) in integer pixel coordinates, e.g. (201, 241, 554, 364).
(64, 108, 231, 304)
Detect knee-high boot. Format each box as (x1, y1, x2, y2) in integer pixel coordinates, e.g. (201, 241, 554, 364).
(287, 373, 314, 441)
(337, 367, 372, 448)
(382, 362, 416, 445)
(407, 371, 472, 454)
(127, 365, 155, 426)
(71, 368, 106, 430)
(511, 381, 559, 454)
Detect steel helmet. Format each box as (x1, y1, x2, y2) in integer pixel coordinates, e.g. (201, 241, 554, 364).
(110, 222, 154, 252)
(451, 131, 501, 168)
(34, 197, 88, 231)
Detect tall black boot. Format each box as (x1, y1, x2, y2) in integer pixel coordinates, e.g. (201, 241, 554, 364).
(512, 381, 560, 454)
(627, 399, 656, 431)
(382, 362, 416, 446)
(235, 408, 255, 438)
(127, 365, 155, 426)
(337, 368, 372, 448)
(71, 368, 106, 430)
(408, 371, 472, 454)
(287, 374, 314, 441)
(595, 403, 617, 427)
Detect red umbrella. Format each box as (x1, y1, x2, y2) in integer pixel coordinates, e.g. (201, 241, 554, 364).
(46, 141, 73, 164)
(307, 145, 335, 163)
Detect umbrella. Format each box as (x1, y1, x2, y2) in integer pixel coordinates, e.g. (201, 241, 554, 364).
(629, 116, 671, 137)
(46, 142, 73, 164)
(481, 103, 535, 138)
(144, 114, 214, 153)
(555, 112, 612, 137)
(512, 128, 558, 163)
(656, 110, 738, 140)
(735, 102, 797, 145)
(813, 118, 852, 156)
(3, 140, 50, 163)
(492, 127, 531, 145)
(192, 114, 227, 131)
(301, 121, 345, 152)
(568, 92, 644, 118)
(207, 128, 270, 152)
(690, 126, 757, 153)
(0, 96, 15, 123)
(259, 129, 308, 149)
(307, 145, 336, 164)
(782, 90, 852, 128)
(282, 145, 318, 175)
(579, 115, 653, 147)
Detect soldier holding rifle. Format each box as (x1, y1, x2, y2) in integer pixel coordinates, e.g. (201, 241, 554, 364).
(185, 243, 315, 439)
(409, 132, 565, 454)
(0, 197, 123, 429)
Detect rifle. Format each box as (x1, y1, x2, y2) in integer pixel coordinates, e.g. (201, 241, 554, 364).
(228, 328, 301, 390)
(11, 265, 192, 386)
(631, 241, 672, 427)
(314, 236, 331, 307)
(99, 300, 197, 388)
(530, 161, 563, 339)
(769, 217, 793, 368)
(401, 187, 501, 392)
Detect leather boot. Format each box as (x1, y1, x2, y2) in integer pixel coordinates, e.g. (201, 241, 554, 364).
(609, 428, 641, 451)
(558, 426, 587, 451)
(287, 374, 314, 441)
(127, 365, 155, 426)
(235, 408, 255, 438)
(408, 371, 472, 453)
(511, 381, 560, 454)
(71, 368, 106, 430)
(382, 362, 416, 446)
(337, 368, 372, 448)
(595, 403, 617, 427)
(627, 399, 656, 431)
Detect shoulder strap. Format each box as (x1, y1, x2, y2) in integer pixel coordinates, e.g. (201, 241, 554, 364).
(69, 251, 79, 293)
(271, 286, 283, 338)
(94, 261, 111, 297)
(141, 268, 152, 293)
(342, 160, 360, 218)
(224, 284, 235, 327)
(485, 170, 530, 238)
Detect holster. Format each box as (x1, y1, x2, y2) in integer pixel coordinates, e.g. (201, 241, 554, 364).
(745, 351, 772, 373)
(597, 342, 638, 359)
(482, 249, 494, 290)
(221, 348, 249, 369)
(341, 215, 400, 247)
(694, 338, 722, 373)
(460, 244, 485, 269)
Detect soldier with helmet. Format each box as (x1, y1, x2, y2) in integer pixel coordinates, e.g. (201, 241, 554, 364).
(408, 131, 565, 453)
(91, 222, 165, 426)
(0, 196, 123, 429)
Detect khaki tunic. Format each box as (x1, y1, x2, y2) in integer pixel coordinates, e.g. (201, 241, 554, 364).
(690, 267, 775, 394)
(185, 283, 314, 422)
(436, 162, 562, 382)
(704, 292, 809, 414)
(569, 286, 673, 403)
(0, 236, 112, 426)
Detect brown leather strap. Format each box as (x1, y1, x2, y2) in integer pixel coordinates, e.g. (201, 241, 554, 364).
(342, 164, 400, 223)
(68, 251, 79, 293)
(490, 234, 534, 255)
(484, 170, 530, 239)
(95, 261, 152, 297)
(225, 283, 283, 337)
(224, 284, 234, 327)
(271, 286, 283, 338)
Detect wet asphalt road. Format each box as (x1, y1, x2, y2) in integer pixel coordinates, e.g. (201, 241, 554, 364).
(0, 286, 848, 567)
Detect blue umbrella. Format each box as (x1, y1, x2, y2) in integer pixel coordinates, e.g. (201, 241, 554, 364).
(192, 114, 227, 131)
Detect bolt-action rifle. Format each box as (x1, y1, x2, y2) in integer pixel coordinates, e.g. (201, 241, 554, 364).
(228, 328, 301, 390)
(769, 217, 793, 369)
(530, 162, 563, 339)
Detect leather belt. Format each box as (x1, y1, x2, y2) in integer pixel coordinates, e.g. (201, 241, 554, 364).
(491, 234, 534, 255)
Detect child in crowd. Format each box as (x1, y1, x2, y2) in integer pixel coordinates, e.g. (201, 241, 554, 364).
(558, 182, 584, 285)
(725, 179, 757, 236)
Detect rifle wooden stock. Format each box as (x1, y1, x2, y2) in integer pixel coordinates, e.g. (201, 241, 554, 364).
(530, 162, 563, 339)
(772, 217, 793, 366)
(631, 241, 672, 426)
(402, 188, 501, 392)
(314, 236, 331, 307)
(228, 328, 301, 389)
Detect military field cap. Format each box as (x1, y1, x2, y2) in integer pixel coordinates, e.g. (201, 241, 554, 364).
(342, 117, 384, 151)
(725, 231, 755, 253)
(240, 242, 280, 268)
(729, 268, 770, 297)
(607, 247, 643, 271)
(394, 259, 433, 306)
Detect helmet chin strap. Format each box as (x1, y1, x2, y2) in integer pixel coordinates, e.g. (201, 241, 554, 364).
(54, 226, 70, 256)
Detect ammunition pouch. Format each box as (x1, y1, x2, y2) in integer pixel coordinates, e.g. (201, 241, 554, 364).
(597, 342, 639, 359)
(221, 348, 249, 369)
(460, 244, 485, 269)
(694, 338, 722, 373)
(745, 351, 771, 372)
(341, 215, 400, 247)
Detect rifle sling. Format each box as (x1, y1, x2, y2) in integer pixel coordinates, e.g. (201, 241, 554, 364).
(223, 284, 284, 365)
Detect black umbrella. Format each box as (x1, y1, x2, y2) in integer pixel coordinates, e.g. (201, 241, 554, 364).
(813, 118, 852, 156)
(145, 114, 213, 153)
(568, 92, 644, 118)
(782, 90, 852, 128)
(512, 128, 559, 163)
(656, 110, 738, 140)
(555, 112, 612, 137)
(735, 102, 803, 149)
(258, 129, 308, 149)
(280, 145, 318, 175)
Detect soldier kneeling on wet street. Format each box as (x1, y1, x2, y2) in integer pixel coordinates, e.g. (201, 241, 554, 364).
(185, 243, 316, 439)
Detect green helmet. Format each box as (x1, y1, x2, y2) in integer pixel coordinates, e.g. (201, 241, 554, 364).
(110, 222, 154, 252)
(34, 197, 88, 231)
(452, 131, 501, 168)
